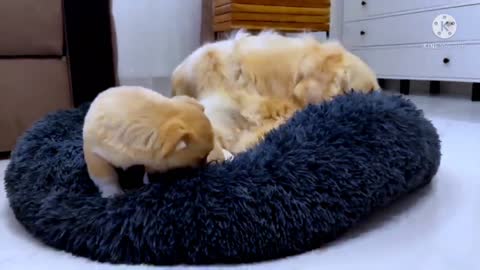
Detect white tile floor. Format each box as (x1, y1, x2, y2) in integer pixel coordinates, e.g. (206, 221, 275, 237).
(1, 92, 479, 270)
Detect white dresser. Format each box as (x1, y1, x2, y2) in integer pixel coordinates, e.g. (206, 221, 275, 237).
(338, 0, 480, 101)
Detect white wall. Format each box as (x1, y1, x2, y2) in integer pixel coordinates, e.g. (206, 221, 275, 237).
(330, 0, 344, 41)
(112, 0, 202, 95)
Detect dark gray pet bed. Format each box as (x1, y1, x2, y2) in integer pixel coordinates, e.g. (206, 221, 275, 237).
(5, 92, 440, 265)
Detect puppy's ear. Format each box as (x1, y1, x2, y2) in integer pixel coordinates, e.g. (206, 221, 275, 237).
(160, 120, 190, 157)
(172, 95, 205, 112)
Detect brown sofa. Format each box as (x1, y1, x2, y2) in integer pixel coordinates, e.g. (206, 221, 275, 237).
(0, 0, 117, 152)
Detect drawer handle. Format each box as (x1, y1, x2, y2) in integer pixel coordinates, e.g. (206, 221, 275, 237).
(361, 1, 367, 6)
(443, 58, 450, 64)
(360, 30, 366, 36)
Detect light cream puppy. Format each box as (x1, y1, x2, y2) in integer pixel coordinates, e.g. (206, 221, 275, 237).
(83, 86, 219, 197)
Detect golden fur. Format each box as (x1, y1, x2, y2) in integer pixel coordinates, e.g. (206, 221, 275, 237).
(172, 31, 380, 153)
(83, 86, 220, 197)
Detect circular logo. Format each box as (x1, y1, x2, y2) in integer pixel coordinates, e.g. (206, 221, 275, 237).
(432, 14, 457, 39)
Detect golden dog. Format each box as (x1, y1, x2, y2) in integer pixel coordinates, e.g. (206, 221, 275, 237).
(172, 31, 380, 153)
(83, 86, 221, 197)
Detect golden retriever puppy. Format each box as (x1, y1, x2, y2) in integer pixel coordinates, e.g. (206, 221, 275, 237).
(83, 86, 219, 197)
(172, 30, 380, 153)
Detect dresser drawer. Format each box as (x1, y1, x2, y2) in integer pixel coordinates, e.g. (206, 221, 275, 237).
(344, 0, 455, 21)
(353, 44, 480, 81)
(344, 4, 480, 48)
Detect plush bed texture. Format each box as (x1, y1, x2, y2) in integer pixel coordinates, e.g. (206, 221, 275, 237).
(4, 92, 441, 265)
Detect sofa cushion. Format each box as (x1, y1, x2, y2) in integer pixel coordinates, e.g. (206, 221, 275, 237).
(0, 59, 71, 151)
(0, 0, 64, 56)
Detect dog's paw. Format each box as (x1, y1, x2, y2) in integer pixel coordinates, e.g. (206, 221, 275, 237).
(207, 145, 226, 163)
(222, 149, 234, 161)
(99, 184, 124, 198)
(260, 100, 296, 120)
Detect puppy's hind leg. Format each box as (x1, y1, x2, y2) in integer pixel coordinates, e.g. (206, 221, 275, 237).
(84, 149, 124, 198)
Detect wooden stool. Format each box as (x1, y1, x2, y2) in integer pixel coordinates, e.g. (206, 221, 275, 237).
(212, 0, 330, 39)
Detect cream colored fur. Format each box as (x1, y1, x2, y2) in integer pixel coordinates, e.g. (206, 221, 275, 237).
(172, 30, 380, 153)
(83, 86, 220, 197)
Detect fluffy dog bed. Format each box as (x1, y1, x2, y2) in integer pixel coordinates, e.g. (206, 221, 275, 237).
(5, 92, 440, 265)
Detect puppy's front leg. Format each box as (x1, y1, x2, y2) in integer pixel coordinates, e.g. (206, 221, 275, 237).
(84, 149, 124, 198)
(258, 98, 296, 120)
(207, 137, 227, 163)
